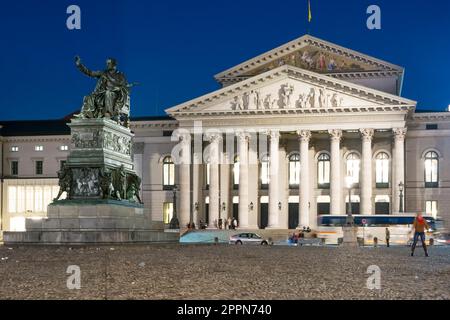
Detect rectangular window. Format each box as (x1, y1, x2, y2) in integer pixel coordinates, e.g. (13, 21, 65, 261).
(11, 146, 19, 152)
(163, 131, 173, 137)
(426, 124, 438, 130)
(425, 201, 438, 218)
(60, 160, 67, 170)
(163, 202, 174, 224)
(60, 145, 69, 151)
(35, 161, 43, 175)
(11, 161, 19, 175)
(35, 145, 44, 152)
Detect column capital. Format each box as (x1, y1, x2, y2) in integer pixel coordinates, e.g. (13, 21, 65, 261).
(393, 128, 407, 141)
(328, 129, 343, 142)
(297, 130, 312, 143)
(205, 133, 222, 144)
(236, 131, 251, 143)
(268, 130, 280, 141)
(360, 128, 374, 142)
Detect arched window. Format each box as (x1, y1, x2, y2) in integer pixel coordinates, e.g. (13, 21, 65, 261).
(261, 155, 270, 187)
(163, 156, 175, 189)
(233, 155, 240, 188)
(346, 153, 360, 185)
(425, 151, 439, 188)
(376, 152, 390, 188)
(289, 154, 300, 186)
(318, 153, 330, 188)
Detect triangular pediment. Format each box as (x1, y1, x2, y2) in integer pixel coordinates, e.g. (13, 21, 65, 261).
(166, 65, 415, 118)
(214, 35, 404, 86)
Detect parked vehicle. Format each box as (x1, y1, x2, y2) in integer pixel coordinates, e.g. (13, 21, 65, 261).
(229, 233, 269, 245)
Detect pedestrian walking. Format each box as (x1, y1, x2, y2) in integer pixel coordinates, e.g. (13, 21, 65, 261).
(227, 217, 232, 230)
(232, 218, 238, 230)
(411, 213, 430, 257)
(224, 218, 229, 230)
(385, 228, 390, 247)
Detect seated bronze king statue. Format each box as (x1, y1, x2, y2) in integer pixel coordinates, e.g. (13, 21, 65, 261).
(74, 56, 134, 128)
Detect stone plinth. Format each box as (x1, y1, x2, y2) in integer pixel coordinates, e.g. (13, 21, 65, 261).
(341, 226, 359, 247)
(3, 200, 178, 245)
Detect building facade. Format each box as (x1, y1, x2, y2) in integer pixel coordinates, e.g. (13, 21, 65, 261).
(1, 35, 449, 233)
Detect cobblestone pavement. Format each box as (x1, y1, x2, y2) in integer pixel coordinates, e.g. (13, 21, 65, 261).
(0, 244, 448, 300)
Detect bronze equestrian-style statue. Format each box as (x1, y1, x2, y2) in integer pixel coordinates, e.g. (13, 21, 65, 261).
(74, 56, 135, 127)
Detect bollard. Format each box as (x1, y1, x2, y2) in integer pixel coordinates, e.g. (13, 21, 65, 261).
(214, 237, 219, 245)
(373, 237, 378, 248)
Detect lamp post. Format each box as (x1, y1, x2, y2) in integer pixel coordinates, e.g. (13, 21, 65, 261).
(345, 176, 354, 226)
(399, 182, 404, 213)
(169, 186, 179, 229)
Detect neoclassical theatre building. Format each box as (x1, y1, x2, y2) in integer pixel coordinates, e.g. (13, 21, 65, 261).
(1, 35, 450, 233)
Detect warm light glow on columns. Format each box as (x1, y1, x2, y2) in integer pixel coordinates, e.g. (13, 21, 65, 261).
(360, 129, 374, 215)
(267, 130, 280, 228)
(237, 132, 250, 228)
(298, 130, 311, 228)
(393, 128, 407, 213)
(329, 129, 343, 215)
(206, 133, 222, 228)
(179, 133, 191, 228)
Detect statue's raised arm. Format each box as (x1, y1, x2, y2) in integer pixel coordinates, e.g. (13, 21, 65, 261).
(75, 56, 103, 78)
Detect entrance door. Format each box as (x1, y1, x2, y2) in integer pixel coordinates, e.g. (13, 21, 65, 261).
(288, 203, 299, 229)
(375, 202, 390, 215)
(233, 203, 239, 221)
(205, 204, 209, 224)
(317, 203, 330, 215)
(259, 203, 268, 229)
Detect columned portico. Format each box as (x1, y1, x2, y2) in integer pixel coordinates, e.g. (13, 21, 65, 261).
(267, 130, 280, 228)
(393, 128, 407, 213)
(206, 133, 221, 228)
(329, 130, 343, 215)
(237, 132, 250, 228)
(179, 134, 191, 228)
(298, 130, 311, 227)
(360, 129, 374, 215)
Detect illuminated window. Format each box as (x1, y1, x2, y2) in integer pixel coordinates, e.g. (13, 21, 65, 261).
(376, 152, 389, 188)
(318, 153, 330, 188)
(60, 145, 69, 151)
(289, 154, 300, 186)
(205, 163, 211, 187)
(163, 202, 174, 224)
(233, 155, 240, 187)
(35, 145, 44, 152)
(425, 201, 438, 219)
(11, 146, 19, 152)
(424, 151, 439, 188)
(346, 153, 360, 185)
(261, 155, 270, 186)
(11, 161, 19, 176)
(162, 156, 175, 189)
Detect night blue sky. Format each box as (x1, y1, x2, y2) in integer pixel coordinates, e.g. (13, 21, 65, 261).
(1, 0, 449, 121)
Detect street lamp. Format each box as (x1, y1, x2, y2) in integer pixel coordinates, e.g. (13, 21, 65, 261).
(345, 175, 354, 226)
(399, 182, 404, 213)
(249, 202, 254, 211)
(169, 185, 180, 229)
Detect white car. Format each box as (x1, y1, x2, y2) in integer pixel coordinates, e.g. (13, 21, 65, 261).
(229, 233, 269, 245)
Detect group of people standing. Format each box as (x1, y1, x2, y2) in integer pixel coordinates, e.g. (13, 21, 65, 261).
(197, 217, 239, 230)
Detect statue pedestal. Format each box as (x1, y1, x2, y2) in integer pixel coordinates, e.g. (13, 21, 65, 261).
(4, 200, 178, 244)
(3, 118, 178, 244)
(341, 226, 359, 248)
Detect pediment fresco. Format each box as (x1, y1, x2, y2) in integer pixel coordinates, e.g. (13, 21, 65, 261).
(242, 45, 378, 77)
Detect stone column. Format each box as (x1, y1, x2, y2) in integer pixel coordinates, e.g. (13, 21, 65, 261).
(207, 134, 222, 228)
(220, 152, 231, 222)
(360, 129, 374, 215)
(393, 128, 407, 213)
(237, 132, 250, 228)
(329, 130, 343, 215)
(192, 153, 201, 227)
(179, 134, 191, 229)
(298, 130, 312, 227)
(268, 130, 280, 228)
